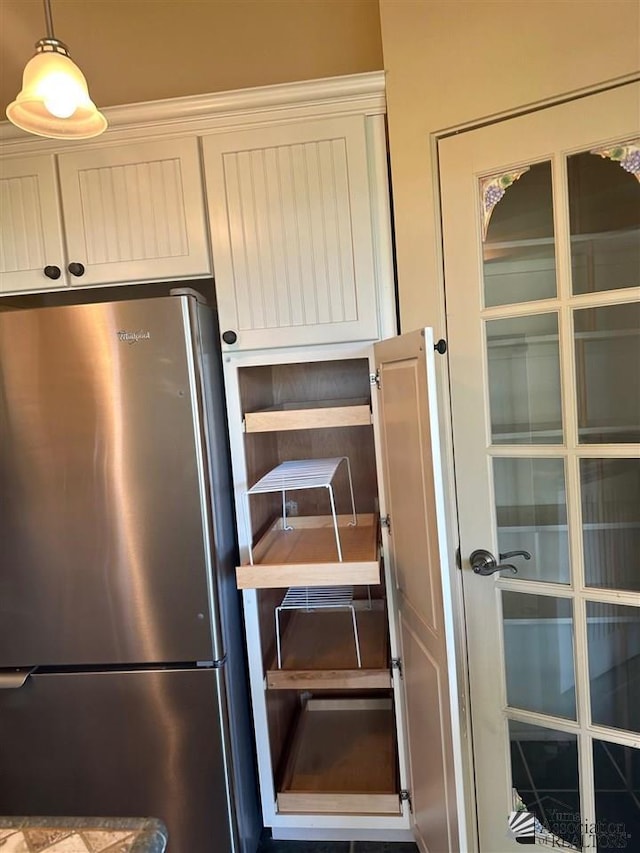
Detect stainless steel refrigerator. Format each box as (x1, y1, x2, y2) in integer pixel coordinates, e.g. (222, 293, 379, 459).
(0, 289, 261, 853)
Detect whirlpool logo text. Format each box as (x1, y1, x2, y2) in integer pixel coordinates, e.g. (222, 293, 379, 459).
(117, 330, 151, 345)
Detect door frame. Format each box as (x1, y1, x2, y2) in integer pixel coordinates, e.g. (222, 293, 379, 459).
(427, 73, 640, 853)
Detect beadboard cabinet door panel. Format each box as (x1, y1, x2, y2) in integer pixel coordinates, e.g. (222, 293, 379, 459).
(0, 155, 67, 293)
(203, 117, 379, 350)
(57, 137, 211, 286)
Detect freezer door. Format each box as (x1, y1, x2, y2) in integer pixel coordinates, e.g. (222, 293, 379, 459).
(0, 667, 235, 853)
(0, 296, 223, 666)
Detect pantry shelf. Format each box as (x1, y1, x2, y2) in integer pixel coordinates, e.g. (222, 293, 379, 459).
(266, 604, 391, 690)
(235, 513, 380, 589)
(277, 697, 400, 815)
(244, 397, 371, 433)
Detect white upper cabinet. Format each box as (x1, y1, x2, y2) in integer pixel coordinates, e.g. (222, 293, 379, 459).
(0, 155, 67, 292)
(203, 116, 382, 350)
(57, 138, 210, 287)
(0, 137, 211, 293)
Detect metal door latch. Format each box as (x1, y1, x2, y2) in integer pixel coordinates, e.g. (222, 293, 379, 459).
(469, 548, 531, 575)
(470, 548, 518, 576)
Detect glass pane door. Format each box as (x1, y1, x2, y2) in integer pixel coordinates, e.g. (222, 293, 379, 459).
(484, 141, 639, 847)
(442, 83, 640, 852)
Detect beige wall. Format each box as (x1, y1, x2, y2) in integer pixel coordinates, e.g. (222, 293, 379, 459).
(0, 0, 382, 112)
(379, 0, 640, 333)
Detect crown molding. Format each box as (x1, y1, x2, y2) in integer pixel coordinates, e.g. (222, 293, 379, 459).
(0, 71, 386, 153)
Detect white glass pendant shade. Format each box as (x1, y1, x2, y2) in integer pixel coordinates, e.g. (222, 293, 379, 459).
(6, 42, 107, 139)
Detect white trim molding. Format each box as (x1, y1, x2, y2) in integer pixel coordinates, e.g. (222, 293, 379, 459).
(0, 71, 387, 155)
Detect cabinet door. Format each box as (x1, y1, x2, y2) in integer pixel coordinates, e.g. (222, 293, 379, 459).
(57, 137, 211, 286)
(374, 328, 466, 853)
(0, 155, 67, 293)
(203, 117, 379, 350)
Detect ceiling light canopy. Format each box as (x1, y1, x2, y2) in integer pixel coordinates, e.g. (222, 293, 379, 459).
(6, 0, 107, 139)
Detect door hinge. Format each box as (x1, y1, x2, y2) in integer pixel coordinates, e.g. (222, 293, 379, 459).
(391, 657, 403, 678)
(400, 789, 412, 811)
(381, 514, 391, 534)
(370, 369, 381, 389)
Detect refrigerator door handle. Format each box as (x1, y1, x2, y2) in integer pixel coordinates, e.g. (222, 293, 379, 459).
(0, 668, 36, 689)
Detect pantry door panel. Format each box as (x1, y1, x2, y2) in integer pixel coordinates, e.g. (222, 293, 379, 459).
(375, 328, 466, 853)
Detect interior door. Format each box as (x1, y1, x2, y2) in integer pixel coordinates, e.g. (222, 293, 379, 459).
(374, 328, 466, 853)
(441, 83, 639, 851)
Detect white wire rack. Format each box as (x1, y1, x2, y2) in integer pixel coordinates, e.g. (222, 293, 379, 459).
(275, 586, 362, 669)
(244, 457, 357, 565)
(244, 456, 363, 670)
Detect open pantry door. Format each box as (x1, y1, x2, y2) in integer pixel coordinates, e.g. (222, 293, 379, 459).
(373, 328, 466, 853)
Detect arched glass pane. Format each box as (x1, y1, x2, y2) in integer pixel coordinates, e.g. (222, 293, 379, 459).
(482, 161, 557, 307)
(569, 146, 640, 295)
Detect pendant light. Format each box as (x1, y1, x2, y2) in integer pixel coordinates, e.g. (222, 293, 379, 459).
(6, 0, 107, 139)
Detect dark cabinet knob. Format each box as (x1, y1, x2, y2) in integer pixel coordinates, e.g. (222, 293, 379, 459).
(68, 262, 85, 277)
(222, 330, 238, 345)
(44, 265, 61, 280)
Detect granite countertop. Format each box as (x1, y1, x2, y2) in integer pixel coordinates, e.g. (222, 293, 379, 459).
(0, 817, 167, 853)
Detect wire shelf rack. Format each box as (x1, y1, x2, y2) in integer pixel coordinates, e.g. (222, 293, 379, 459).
(275, 585, 362, 669)
(244, 456, 363, 670)
(244, 457, 357, 565)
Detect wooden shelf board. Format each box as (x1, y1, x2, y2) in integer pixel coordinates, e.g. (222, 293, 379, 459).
(277, 697, 400, 815)
(277, 791, 400, 815)
(268, 669, 391, 690)
(266, 607, 391, 690)
(236, 514, 380, 590)
(244, 399, 371, 432)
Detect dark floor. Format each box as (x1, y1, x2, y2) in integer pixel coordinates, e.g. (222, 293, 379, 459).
(512, 734, 640, 848)
(257, 836, 418, 853)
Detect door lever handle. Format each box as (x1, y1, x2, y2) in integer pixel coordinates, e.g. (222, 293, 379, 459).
(469, 548, 518, 576)
(499, 549, 531, 561)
